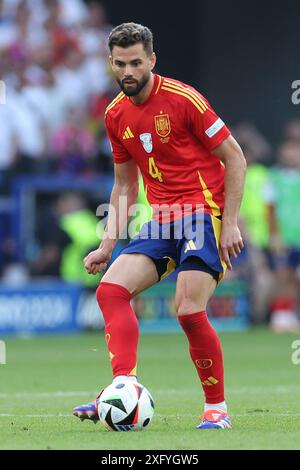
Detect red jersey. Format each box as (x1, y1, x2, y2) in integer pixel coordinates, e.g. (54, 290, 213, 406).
(105, 74, 231, 221)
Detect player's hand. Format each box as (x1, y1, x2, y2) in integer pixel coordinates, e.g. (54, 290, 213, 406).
(220, 223, 244, 270)
(83, 247, 112, 275)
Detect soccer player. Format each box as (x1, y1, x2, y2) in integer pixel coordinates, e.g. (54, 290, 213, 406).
(73, 23, 246, 429)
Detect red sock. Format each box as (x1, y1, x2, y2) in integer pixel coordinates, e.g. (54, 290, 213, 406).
(96, 282, 139, 378)
(178, 311, 225, 404)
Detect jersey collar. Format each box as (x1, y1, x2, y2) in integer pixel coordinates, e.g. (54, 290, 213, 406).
(128, 74, 162, 106)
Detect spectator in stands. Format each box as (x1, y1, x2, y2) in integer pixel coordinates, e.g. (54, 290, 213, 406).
(0, 99, 18, 194)
(264, 140, 300, 332)
(50, 106, 97, 173)
(31, 192, 104, 287)
(5, 64, 48, 173)
(238, 144, 275, 324)
(232, 124, 274, 324)
(283, 118, 300, 144)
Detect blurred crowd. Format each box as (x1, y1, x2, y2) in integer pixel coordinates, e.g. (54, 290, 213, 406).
(231, 120, 300, 332)
(1, 0, 300, 331)
(0, 0, 117, 192)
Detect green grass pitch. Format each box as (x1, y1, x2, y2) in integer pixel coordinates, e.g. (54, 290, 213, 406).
(0, 329, 300, 450)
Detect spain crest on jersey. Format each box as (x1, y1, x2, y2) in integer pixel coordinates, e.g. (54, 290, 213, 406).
(154, 114, 171, 137)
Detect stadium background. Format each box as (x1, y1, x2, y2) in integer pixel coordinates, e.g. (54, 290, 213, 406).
(0, 0, 300, 451)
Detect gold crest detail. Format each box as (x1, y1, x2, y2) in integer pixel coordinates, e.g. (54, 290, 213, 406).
(154, 114, 171, 137)
(195, 359, 213, 369)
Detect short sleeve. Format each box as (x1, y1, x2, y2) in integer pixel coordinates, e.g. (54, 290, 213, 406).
(105, 113, 132, 164)
(186, 92, 231, 151)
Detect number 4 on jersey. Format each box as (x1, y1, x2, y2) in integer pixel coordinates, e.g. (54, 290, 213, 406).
(149, 157, 163, 182)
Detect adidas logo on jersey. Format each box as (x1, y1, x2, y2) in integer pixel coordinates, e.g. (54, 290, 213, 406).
(123, 126, 135, 139)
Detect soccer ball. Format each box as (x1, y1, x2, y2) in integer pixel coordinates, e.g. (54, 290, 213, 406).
(97, 381, 154, 431)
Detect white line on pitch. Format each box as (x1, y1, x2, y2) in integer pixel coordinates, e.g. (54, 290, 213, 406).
(0, 386, 300, 399)
(0, 391, 95, 398)
(0, 413, 70, 418)
(1, 412, 300, 418)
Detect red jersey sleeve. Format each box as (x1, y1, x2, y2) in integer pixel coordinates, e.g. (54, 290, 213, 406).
(105, 112, 132, 164)
(186, 91, 231, 151)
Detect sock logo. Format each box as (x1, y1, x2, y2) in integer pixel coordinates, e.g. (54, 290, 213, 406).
(109, 351, 115, 361)
(195, 359, 213, 369)
(105, 333, 111, 345)
(201, 376, 219, 386)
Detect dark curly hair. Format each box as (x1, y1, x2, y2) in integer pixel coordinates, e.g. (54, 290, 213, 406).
(108, 22, 153, 56)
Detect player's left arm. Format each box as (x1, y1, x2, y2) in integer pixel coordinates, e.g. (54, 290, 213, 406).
(213, 135, 247, 270)
(185, 90, 246, 268)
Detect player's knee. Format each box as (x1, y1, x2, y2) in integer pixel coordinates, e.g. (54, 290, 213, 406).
(176, 300, 202, 315)
(175, 290, 202, 315)
(96, 281, 131, 310)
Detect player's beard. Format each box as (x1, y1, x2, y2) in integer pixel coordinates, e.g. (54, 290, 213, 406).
(117, 72, 150, 96)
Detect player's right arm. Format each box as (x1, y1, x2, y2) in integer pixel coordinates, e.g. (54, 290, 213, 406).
(84, 160, 139, 274)
(84, 109, 138, 275)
